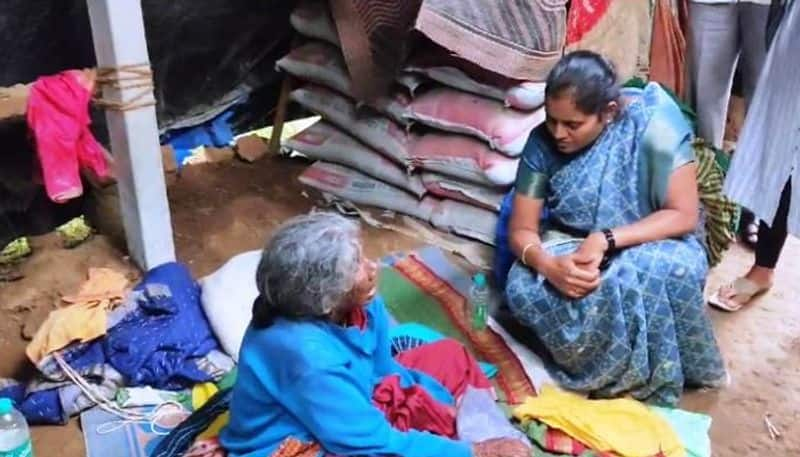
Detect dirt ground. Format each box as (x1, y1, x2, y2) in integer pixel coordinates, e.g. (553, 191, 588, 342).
(1, 155, 797, 456)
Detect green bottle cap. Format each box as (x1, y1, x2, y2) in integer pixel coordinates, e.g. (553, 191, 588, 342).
(474, 272, 487, 287)
(0, 398, 13, 415)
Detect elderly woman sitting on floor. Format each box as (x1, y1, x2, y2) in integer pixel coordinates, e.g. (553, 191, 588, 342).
(221, 212, 527, 457)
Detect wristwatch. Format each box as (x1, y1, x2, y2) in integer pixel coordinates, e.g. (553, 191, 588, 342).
(601, 228, 616, 253)
(599, 229, 616, 270)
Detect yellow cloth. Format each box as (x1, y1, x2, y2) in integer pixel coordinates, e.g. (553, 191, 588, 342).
(191, 382, 219, 410)
(191, 382, 229, 441)
(513, 386, 685, 457)
(26, 268, 129, 363)
(197, 412, 230, 441)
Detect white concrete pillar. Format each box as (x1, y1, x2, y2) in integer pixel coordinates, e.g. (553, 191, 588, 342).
(86, 0, 175, 269)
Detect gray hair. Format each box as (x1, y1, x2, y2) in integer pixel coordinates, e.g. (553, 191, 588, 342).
(251, 212, 362, 327)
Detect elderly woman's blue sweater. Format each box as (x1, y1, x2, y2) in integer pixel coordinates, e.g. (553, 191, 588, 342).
(220, 296, 473, 457)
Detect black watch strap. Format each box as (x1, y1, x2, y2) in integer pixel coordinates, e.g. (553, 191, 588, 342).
(602, 228, 616, 253)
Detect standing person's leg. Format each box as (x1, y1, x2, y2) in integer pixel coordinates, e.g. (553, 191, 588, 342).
(753, 181, 791, 273)
(688, 3, 740, 148)
(738, 3, 771, 108)
(711, 181, 791, 311)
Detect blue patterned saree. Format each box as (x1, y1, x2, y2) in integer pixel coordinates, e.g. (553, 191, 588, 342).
(505, 83, 726, 406)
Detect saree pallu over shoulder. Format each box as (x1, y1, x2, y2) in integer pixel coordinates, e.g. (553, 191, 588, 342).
(637, 83, 695, 215)
(506, 82, 725, 406)
(515, 83, 694, 223)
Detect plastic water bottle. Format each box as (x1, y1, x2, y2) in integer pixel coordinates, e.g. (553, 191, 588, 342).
(470, 273, 489, 330)
(0, 398, 33, 457)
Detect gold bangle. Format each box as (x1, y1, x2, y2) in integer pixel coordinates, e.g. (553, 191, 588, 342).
(521, 242, 537, 267)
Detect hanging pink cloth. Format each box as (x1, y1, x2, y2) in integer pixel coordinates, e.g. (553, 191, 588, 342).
(26, 70, 110, 203)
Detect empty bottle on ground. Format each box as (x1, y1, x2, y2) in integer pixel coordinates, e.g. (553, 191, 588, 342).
(0, 398, 33, 457)
(471, 272, 489, 330)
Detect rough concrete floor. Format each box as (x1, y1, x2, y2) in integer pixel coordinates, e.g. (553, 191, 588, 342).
(0, 156, 797, 456)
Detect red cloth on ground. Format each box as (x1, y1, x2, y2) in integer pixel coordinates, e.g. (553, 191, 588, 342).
(372, 339, 493, 438)
(27, 70, 110, 203)
(372, 375, 457, 437)
(395, 339, 492, 399)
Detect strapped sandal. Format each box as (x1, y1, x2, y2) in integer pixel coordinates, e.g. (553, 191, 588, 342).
(708, 277, 770, 312)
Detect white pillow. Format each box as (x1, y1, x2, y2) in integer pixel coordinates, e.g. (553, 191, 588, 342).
(199, 250, 261, 362)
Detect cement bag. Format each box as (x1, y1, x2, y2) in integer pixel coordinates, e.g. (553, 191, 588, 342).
(404, 88, 546, 157)
(406, 64, 507, 101)
(431, 199, 498, 246)
(369, 92, 413, 128)
(421, 172, 505, 212)
(299, 161, 435, 221)
(286, 122, 425, 197)
(504, 82, 546, 111)
(290, 86, 412, 165)
(277, 41, 351, 96)
(277, 42, 410, 126)
(405, 57, 545, 111)
(397, 72, 426, 96)
(410, 133, 519, 187)
(199, 250, 261, 361)
(290, 0, 339, 46)
(300, 162, 497, 245)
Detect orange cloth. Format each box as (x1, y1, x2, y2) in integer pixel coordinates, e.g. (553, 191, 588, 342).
(649, 0, 687, 98)
(269, 438, 321, 457)
(26, 268, 129, 362)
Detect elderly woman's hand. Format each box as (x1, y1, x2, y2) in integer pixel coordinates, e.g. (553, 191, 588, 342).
(472, 438, 530, 457)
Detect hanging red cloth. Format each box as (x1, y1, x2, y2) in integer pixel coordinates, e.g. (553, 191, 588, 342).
(372, 339, 493, 438)
(26, 70, 110, 203)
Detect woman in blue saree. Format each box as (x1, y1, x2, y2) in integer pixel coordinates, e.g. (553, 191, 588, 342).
(505, 51, 726, 406)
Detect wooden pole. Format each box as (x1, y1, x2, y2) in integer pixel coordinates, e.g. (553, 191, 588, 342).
(86, 0, 175, 269)
(268, 76, 293, 155)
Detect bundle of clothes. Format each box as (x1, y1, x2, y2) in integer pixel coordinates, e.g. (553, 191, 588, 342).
(0, 263, 234, 425)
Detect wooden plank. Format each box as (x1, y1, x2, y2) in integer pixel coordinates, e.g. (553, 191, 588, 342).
(86, 0, 176, 270)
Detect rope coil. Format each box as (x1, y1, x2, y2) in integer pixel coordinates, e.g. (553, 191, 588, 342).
(53, 353, 189, 436)
(93, 63, 156, 112)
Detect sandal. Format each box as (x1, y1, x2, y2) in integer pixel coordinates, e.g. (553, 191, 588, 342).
(708, 277, 770, 312)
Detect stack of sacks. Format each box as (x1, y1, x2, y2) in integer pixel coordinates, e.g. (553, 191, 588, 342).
(281, 0, 548, 245)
